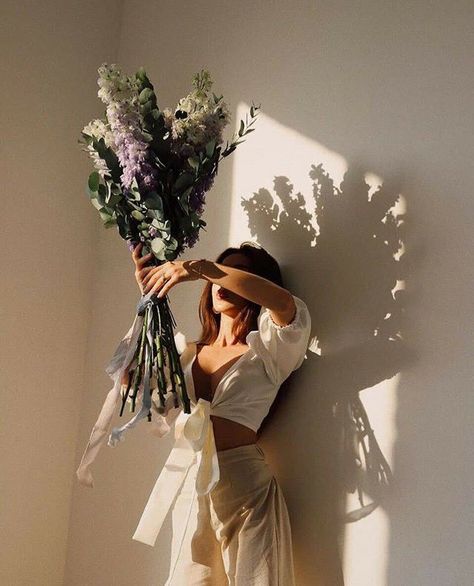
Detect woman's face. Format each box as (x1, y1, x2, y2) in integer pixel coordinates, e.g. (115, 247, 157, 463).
(212, 252, 253, 314)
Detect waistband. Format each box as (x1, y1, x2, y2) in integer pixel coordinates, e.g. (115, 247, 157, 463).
(216, 442, 265, 462)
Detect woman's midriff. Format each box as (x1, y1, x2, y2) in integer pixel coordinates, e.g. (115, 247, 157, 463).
(210, 414, 258, 452)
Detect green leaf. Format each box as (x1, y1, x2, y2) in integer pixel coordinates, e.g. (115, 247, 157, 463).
(88, 171, 100, 192)
(183, 185, 193, 198)
(187, 156, 200, 171)
(99, 209, 113, 223)
(90, 197, 102, 211)
(150, 218, 166, 229)
(148, 209, 165, 222)
(104, 217, 117, 228)
(151, 237, 167, 260)
(167, 237, 178, 251)
(222, 145, 237, 157)
(173, 172, 194, 193)
(205, 139, 216, 158)
(144, 192, 163, 211)
(91, 138, 122, 184)
(129, 177, 142, 201)
(178, 194, 189, 214)
(106, 192, 122, 207)
(131, 210, 145, 221)
(139, 87, 154, 104)
(136, 66, 148, 82)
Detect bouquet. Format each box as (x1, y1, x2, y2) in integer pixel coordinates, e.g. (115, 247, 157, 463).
(76, 64, 260, 486)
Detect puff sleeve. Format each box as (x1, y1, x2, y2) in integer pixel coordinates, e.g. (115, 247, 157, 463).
(255, 294, 312, 386)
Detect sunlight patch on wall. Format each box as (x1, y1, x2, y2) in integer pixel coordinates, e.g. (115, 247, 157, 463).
(225, 103, 402, 586)
(227, 102, 348, 247)
(343, 372, 400, 586)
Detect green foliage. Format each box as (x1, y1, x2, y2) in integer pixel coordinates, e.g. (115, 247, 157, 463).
(81, 66, 261, 264)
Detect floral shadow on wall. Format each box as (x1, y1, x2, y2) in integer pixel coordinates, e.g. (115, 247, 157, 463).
(242, 162, 417, 578)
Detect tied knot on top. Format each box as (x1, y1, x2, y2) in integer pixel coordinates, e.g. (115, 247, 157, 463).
(178, 399, 220, 495)
(182, 399, 211, 452)
(136, 292, 156, 316)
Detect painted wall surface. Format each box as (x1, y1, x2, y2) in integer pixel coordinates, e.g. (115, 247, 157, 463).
(0, 1, 122, 584)
(2, 2, 473, 585)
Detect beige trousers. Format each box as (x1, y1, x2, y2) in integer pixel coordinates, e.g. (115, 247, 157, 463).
(164, 443, 296, 586)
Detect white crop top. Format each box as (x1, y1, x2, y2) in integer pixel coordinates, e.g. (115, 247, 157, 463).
(76, 293, 311, 548)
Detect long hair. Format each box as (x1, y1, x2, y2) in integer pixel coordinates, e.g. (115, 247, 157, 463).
(194, 242, 284, 345)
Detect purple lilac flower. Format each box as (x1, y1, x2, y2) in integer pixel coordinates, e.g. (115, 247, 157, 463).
(97, 63, 159, 193)
(189, 173, 216, 215)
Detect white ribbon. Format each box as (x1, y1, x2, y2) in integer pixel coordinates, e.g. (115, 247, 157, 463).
(132, 398, 220, 547)
(75, 312, 144, 488)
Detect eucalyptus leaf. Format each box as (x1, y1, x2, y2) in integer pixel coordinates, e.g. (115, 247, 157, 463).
(167, 237, 178, 251)
(148, 209, 165, 222)
(151, 237, 167, 260)
(144, 192, 164, 211)
(92, 138, 121, 184)
(106, 192, 122, 207)
(150, 218, 166, 229)
(139, 87, 154, 104)
(104, 217, 117, 228)
(90, 197, 102, 211)
(177, 194, 188, 214)
(96, 187, 106, 207)
(183, 185, 193, 197)
(173, 172, 194, 193)
(129, 177, 141, 201)
(99, 210, 113, 223)
(164, 248, 177, 261)
(187, 156, 199, 170)
(88, 171, 100, 192)
(116, 215, 130, 239)
(205, 139, 216, 158)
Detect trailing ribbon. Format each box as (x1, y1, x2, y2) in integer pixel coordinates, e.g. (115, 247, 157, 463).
(76, 291, 190, 488)
(75, 310, 145, 488)
(132, 398, 220, 547)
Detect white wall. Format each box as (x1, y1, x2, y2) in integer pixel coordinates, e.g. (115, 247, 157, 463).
(0, 1, 122, 585)
(2, 1, 473, 585)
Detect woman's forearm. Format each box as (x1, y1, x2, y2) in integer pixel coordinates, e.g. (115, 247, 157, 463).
(183, 259, 292, 311)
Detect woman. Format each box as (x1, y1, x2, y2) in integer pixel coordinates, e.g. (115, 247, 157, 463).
(130, 241, 312, 585)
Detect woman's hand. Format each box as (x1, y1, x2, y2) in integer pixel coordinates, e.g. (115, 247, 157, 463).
(131, 242, 200, 298)
(131, 242, 153, 294)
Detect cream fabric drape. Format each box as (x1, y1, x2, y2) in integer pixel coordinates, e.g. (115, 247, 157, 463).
(164, 443, 296, 586)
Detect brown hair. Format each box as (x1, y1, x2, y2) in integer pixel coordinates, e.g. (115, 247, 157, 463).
(194, 242, 284, 346)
